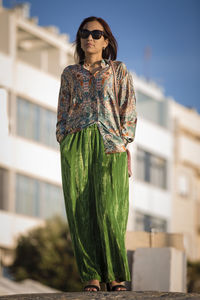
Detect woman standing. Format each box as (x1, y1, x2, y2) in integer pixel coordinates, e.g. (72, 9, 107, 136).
(56, 16, 137, 292)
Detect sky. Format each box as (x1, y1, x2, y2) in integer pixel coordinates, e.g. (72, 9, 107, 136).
(3, 0, 200, 112)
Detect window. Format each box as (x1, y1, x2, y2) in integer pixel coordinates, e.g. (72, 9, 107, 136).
(15, 173, 65, 219)
(136, 91, 168, 127)
(135, 211, 167, 232)
(136, 148, 167, 189)
(17, 97, 58, 149)
(178, 175, 189, 197)
(150, 155, 167, 189)
(0, 167, 9, 211)
(136, 148, 146, 181)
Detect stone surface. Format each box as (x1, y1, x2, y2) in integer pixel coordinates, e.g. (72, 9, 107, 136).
(0, 292, 200, 300)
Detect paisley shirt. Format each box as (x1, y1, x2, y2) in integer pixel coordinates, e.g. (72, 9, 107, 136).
(56, 59, 137, 154)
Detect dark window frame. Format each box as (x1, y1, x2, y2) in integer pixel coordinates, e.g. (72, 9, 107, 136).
(136, 147, 167, 189)
(16, 97, 58, 149)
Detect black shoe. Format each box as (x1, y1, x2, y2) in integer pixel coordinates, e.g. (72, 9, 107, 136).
(106, 283, 127, 291)
(83, 284, 100, 292)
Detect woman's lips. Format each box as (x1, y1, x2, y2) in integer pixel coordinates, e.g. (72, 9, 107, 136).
(86, 43, 93, 47)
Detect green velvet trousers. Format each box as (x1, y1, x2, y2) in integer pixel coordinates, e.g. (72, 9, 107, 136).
(60, 123, 131, 283)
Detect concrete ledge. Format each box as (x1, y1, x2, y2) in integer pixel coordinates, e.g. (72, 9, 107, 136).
(132, 247, 186, 292)
(0, 292, 200, 300)
(126, 232, 185, 251)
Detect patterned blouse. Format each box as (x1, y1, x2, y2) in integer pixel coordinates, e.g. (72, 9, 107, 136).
(56, 59, 137, 154)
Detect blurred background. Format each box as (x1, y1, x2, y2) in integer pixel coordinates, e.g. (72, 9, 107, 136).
(0, 0, 200, 295)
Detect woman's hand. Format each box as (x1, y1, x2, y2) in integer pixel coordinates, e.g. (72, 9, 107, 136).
(126, 149, 132, 177)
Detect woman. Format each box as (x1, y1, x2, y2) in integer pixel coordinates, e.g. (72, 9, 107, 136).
(56, 16, 137, 292)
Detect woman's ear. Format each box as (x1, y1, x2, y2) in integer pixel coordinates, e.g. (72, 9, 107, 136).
(104, 38, 109, 49)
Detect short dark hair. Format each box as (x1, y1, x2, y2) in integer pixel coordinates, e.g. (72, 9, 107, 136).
(74, 16, 118, 63)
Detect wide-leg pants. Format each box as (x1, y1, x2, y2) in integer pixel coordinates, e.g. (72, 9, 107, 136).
(60, 123, 131, 283)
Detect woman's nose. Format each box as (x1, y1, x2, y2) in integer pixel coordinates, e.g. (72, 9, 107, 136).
(87, 34, 93, 40)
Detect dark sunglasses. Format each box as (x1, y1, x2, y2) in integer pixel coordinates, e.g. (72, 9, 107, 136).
(79, 29, 105, 40)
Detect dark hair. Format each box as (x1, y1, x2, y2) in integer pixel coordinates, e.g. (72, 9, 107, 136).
(74, 16, 118, 63)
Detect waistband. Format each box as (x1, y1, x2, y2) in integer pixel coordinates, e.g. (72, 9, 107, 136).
(82, 123, 99, 131)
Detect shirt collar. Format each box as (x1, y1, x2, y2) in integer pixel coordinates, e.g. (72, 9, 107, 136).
(101, 58, 109, 68)
(79, 58, 110, 70)
(79, 58, 110, 66)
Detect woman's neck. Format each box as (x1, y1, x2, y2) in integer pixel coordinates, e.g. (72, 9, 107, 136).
(84, 54, 103, 66)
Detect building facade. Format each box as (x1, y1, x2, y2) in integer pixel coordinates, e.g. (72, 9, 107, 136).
(0, 3, 74, 274)
(127, 73, 173, 234)
(170, 101, 200, 261)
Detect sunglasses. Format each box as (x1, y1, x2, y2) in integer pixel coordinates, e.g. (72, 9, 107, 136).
(79, 29, 105, 40)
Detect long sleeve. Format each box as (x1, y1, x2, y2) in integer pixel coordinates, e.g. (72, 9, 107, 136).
(56, 71, 71, 144)
(117, 63, 137, 147)
(55, 61, 136, 154)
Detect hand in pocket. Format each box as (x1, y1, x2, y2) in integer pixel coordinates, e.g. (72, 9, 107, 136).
(126, 149, 132, 177)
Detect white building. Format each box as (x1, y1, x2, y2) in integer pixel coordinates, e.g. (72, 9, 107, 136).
(127, 73, 173, 233)
(0, 3, 74, 275)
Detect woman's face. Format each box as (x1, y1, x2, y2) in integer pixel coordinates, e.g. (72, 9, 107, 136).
(80, 21, 108, 58)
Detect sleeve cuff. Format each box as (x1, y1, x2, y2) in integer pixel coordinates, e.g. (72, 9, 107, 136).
(122, 136, 134, 147)
(56, 133, 65, 144)
(122, 137, 128, 147)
